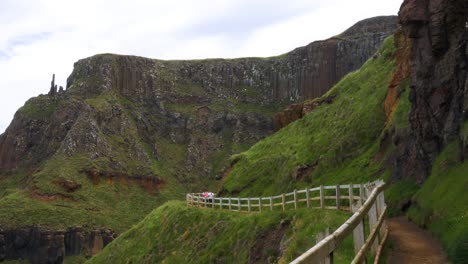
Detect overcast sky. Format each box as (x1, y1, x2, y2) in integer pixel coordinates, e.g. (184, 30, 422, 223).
(0, 0, 402, 134)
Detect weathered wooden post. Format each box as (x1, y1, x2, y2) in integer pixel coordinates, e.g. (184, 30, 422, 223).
(282, 194, 286, 211)
(359, 183, 364, 204)
(293, 189, 298, 210)
(259, 198, 262, 212)
(228, 197, 232, 211)
(373, 187, 385, 241)
(316, 228, 332, 264)
(270, 197, 273, 210)
(248, 198, 251, 212)
(336, 185, 341, 210)
(368, 200, 379, 254)
(219, 198, 222, 209)
(306, 188, 310, 208)
(352, 200, 365, 260)
(349, 184, 354, 209)
(237, 198, 241, 211)
(320, 185, 325, 209)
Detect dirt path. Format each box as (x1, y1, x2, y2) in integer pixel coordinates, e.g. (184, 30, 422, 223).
(386, 217, 448, 264)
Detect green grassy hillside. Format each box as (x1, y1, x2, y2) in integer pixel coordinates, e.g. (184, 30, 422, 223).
(87, 201, 353, 264)
(87, 36, 399, 263)
(220, 36, 397, 197)
(407, 139, 468, 262)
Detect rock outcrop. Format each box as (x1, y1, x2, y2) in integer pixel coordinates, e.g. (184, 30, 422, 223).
(0, 226, 116, 263)
(0, 16, 397, 176)
(393, 0, 468, 182)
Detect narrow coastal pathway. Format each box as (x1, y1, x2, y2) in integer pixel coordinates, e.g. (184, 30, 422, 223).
(386, 217, 448, 264)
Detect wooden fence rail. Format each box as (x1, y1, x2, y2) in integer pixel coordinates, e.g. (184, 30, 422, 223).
(187, 184, 366, 212)
(186, 180, 388, 264)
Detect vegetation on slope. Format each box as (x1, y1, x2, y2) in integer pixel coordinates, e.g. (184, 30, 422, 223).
(220, 36, 397, 197)
(88, 201, 354, 264)
(407, 139, 468, 262)
(88, 36, 399, 264)
(0, 93, 185, 232)
(0, 166, 180, 233)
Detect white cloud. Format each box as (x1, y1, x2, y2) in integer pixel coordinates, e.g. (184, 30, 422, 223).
(0, 0, 402, 133)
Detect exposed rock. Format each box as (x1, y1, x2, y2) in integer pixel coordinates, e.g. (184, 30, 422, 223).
(82, 169, 164, 193)
(0, 233, 5, 261)
(49, 74, 57, 96)
(273, 104, 303, 129)
(0, 226, 117, 263)
(292, 160, 319, 181)
(65, 16, 397, 105)
(53, 178, 81, 193)
(0, 16, 397, 183)
(273, 96, 335, 130)
(394, 0, 468, 182)
(384, 30, 412, 118)
(248, 220, 289, 264)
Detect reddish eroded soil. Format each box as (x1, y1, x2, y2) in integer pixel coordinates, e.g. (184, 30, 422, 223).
(387, 217, 448, 264)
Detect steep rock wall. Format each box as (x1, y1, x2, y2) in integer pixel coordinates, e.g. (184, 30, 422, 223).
(0, 226, 116, 263)
(395, 0, 468, 182)
(0, 16, 397, 175)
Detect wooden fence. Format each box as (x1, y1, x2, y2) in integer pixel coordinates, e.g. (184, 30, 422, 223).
(187, 184, 367, 212)
(186, 180, 388, 264)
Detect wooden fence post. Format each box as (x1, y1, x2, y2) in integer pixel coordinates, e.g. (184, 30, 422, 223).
(270, 197, 273, 210)
(320, 185, 324, 209)
(316, 228, 332, 264)
(378, 192, 386, 237)
(293, 190, 298, 210)
(282, 194, 286, 211)
(368, 201, 379, 254)
(237, 198, 241, 212)
(248, 198, 251, 212)
(212, 197, 215, 209)
(219, 198, 222, 209)
(306, 188, 310, 208)
(259, 198, 262, 212)
(228, 198, 232, 211)
(359, 184, 364, 204)
(353, 219, 366, 260)
(336, 185, 341, 210)
(349, 184, 354, 209)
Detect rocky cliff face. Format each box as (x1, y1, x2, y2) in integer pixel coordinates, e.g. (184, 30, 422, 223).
(0, 16, 397, 177)
(0, 226, 116, 263)
(393, 0, 468, 182)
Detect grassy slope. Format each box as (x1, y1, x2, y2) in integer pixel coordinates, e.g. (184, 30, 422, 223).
(220, 36, 397, 197)
(0, 93, 185, 232)
(87, 201, 353, 264)
(0, 157, 181, 233)
(407, 139, 468, 262)
(88, 37, 398, 263)
(0, 59, 283, 233)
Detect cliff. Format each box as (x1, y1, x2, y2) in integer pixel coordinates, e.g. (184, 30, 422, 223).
(219, 0, 468, 260)
(393, 0, 468, 183)
(0, 16, 397, 179)
(0, 16, 397, 262)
